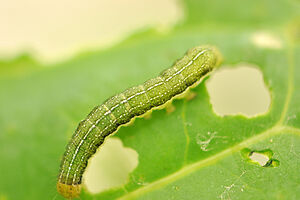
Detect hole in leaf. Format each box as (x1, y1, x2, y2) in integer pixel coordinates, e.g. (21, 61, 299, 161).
(251, 31, 282, 49)
(241, 148, 280, 168)
(83, 138, 138, 194)
(249, 152, 269, 166)
(206, 65, 271, 117)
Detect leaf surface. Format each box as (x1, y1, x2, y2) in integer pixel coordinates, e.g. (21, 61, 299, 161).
(0, 0, 299, 199)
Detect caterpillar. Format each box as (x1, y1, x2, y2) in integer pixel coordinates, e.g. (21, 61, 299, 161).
(57, 45, 222, 199)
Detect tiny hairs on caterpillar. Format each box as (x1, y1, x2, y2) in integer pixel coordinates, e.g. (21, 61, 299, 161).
(57, 45, 222, 198)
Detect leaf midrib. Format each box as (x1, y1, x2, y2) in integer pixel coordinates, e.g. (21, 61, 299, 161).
(118, 125, 300, 200)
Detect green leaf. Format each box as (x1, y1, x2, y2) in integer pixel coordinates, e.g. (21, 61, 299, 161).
(0, 0, 299, 199)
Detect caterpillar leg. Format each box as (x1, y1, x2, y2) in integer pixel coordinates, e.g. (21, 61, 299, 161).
(124, 118, 136, 127)
(183, 90, 197, 101)
(142, 111, 152, 119)
(165, 101, 176, 114)
(124, 110, 152, 127)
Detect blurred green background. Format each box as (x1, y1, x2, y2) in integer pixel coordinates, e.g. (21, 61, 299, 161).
(0, 0, 299, 200)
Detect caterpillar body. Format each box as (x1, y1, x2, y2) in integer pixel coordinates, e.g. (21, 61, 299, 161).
(57, 45, 222, 198)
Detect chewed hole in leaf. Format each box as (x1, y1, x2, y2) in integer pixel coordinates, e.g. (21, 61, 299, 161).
(83, 138, 138, 194)
(206, 65, 271, 117)
(251, 31, 282, 49)
(241, 148, 280, 168)
(249, 152, 269, 166)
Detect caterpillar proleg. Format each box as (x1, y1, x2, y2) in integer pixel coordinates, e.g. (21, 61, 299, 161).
(57, 45, 222, 198)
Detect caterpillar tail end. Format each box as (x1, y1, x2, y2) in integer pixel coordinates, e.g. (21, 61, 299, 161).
(57, 182, 81, 199)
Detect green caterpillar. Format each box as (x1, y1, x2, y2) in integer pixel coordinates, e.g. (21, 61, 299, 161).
(57, 45, 222, 198)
